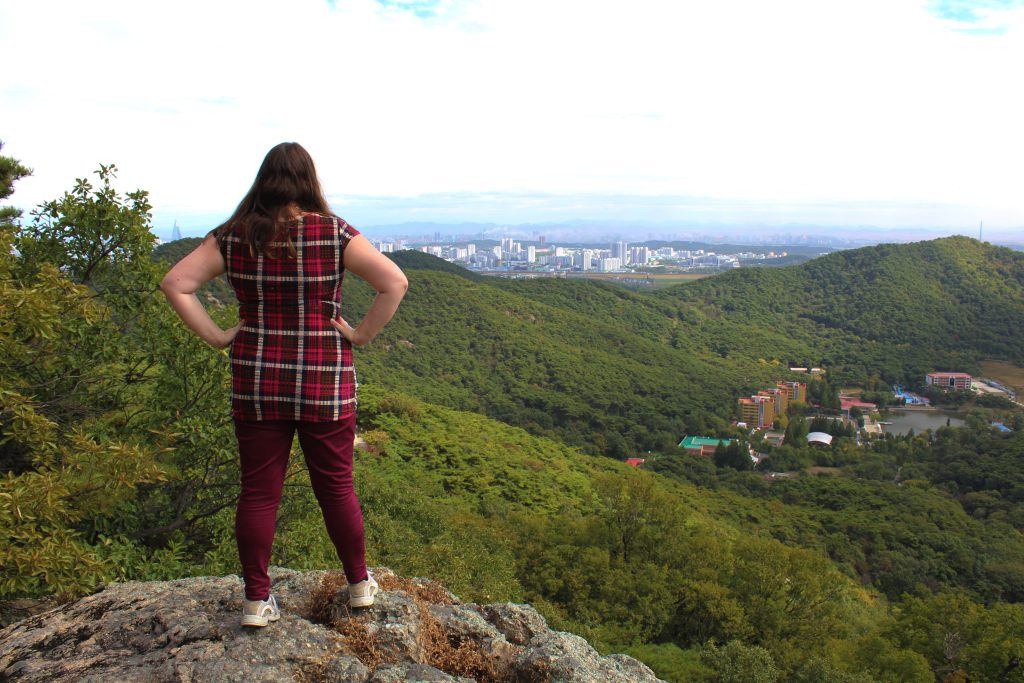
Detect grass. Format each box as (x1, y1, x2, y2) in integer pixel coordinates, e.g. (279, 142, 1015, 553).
(979, 360, 1024, 393)
(569, 272, 709, 290)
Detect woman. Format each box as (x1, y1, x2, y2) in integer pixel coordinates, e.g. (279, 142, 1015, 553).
(161, 142, 408, 627)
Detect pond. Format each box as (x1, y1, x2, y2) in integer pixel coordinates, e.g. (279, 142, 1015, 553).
(880, 409, 964, 436)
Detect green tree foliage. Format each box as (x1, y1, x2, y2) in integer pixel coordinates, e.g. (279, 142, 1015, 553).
(0, 141, 30, 230)
(620, 643, 711, 683)
(700, 640, 780, 683)
(976, 393, 1016, 410)
(920, 385, 974, 407)
(808, 376, 841, 413)
(656, 236, 1024, 385)
(0, 152, 166, 597)
(885, 591, 1024, 682)
(784, 415, 809, 445)
(18, 165, 156, 304)
(714, 440, 752, 470)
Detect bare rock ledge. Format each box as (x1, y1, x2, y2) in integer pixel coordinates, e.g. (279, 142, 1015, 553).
(0, 567, 664, 683)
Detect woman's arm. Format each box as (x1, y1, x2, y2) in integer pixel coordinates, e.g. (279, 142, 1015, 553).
(160, 235, 240, 348)
(331, 235, 408, 346)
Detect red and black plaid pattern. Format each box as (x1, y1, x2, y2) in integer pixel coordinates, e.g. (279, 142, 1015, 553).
(220, 214, 360, 421)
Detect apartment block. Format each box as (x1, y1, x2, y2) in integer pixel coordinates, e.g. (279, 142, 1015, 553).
(739, 395, 775, 428)
(777, 381, 808, 404)
(926, 372, 972, 391)
(758, 388, 789, 417)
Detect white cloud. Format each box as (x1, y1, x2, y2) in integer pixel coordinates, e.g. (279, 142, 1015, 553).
(1, 0, 1022, 235)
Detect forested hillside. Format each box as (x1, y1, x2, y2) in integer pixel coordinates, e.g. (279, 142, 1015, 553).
(657, 237, 1024, 383)
(326, 237, 1024, 457)
(3, 149, 1024, 682)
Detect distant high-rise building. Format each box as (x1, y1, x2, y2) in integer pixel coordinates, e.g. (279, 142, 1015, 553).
(527, 245, 536, 263)
(612, 240, 628, 261)
(630, 246, 650, 265)
(171, 221, 182, 242)
(538, 235, 546, 245)
(575, 249, 594, 271)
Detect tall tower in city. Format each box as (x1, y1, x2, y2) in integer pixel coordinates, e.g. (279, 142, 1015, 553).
(613, 240, 628, 262)
(171, 220, 182, 242)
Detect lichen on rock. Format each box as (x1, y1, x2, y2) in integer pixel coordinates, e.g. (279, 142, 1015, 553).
(0, 567, 664, 683)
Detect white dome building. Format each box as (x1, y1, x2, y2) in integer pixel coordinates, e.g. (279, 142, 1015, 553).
(807, 432, 833, 447)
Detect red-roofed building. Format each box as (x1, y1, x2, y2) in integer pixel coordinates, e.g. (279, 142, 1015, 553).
(625, 458, 646, 468)
(840, 396, 877, 417)
(926, 372, 972, 391)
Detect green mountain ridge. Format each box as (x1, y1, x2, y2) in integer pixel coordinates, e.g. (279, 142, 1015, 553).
(335, 236, 1024, 457)
(658, 236, 1024, 371)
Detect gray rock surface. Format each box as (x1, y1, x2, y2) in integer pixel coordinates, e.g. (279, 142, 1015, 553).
(0, 567, 665, 683)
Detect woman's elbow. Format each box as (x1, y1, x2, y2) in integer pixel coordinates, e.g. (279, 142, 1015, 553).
(383, 271, 408, 297)
(160, 271, 187, 297)
(159, 272, 175, 295)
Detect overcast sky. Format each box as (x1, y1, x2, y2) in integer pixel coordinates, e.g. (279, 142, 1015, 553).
(2, 0, 1023, 240)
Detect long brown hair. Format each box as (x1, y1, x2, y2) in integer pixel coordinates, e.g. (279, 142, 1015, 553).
(213, 142, 335, 256)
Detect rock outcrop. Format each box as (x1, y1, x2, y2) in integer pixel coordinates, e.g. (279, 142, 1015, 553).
(0, 567, 664, 682)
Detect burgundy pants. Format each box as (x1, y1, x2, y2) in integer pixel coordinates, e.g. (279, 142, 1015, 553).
(233, 414, 367, 600)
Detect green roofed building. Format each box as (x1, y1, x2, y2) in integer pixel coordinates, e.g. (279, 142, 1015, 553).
(679, 436, 732, 457)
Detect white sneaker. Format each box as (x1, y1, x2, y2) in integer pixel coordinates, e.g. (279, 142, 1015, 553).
(241, 594, 281, 627)
(349, 573, 379, 608)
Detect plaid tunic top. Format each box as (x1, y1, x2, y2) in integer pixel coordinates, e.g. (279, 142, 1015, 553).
(220, 213, 360, 421)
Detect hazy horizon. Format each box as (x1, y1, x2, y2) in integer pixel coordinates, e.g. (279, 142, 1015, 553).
(3, 1, 1023, 244)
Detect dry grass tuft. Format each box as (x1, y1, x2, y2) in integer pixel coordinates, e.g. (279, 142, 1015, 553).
(307, 569, 514, 681)
(378, 574, 456, 606)
(384, 575, 504, 681)
(332, 615, 385, 671)
(302, 571, 385, 670)
(303, 570, 349, 625)
(422, 622, 492, 680)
